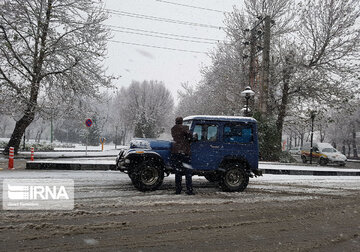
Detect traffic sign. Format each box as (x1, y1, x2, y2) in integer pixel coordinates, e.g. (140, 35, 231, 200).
(85, 118, 93, 127)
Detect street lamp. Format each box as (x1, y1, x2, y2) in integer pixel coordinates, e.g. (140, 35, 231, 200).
(241, 86, 255, 116)
(309, 110, 316, 164)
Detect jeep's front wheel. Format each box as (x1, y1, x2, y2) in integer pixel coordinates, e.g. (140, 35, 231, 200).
(132, 160, 164, 191)
(220, 164, 249, 192)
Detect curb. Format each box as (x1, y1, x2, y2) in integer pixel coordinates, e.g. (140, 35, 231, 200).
(25, 161, 360, 176)
(26, 162, 116, 170)
(21, 155, 116, 160)
(261, 168, 360, 176)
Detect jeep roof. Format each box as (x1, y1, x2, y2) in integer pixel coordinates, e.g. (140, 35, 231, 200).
(184, 115, 257, 123)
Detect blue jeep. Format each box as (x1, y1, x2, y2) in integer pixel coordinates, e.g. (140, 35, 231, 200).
(116, 115, 261, 192)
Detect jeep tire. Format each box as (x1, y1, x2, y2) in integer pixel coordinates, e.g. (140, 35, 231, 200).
(132, 160, 164, 191)
(220, 163, 249, 192)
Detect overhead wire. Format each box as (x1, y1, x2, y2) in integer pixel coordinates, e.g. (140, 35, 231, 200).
(103, 5, 227, 54)
(155, 0, 226, 13)
(106, 25, 220, 42)
(109, 40, 208, 54)
(109, 28, 217, 44)
(105, 9, 224, 29)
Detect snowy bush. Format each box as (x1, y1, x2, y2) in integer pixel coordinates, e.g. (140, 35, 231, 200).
(24, 143, 54, 152)
(279, 151, 297, 163)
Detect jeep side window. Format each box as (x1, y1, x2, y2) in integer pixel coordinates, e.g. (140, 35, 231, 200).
(224, 124, 253, 143)
(193, 124, 218, 142)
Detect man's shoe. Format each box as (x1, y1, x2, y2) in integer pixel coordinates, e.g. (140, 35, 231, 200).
(185, 191, 195, 195)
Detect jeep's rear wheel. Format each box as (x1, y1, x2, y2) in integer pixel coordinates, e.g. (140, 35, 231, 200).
(220, 164, 249, 192)
(132, 160, 164, 191)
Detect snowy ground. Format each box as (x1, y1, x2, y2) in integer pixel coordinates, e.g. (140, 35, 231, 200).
(1, 169, 360, 251)
(0, 144, 359, 251)
(1, 169, 359, 200)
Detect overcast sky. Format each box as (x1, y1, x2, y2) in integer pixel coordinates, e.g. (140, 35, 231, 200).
(103, 0, 243, 103)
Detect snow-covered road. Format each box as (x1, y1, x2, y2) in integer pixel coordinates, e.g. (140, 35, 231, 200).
(1, 169, 359, 202)
(1, 168, 360, 251)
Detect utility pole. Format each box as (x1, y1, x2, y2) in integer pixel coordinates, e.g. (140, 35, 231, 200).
(261, 15, 271, 114)
(249, 28, 257, 90)
(245, 16, 273, 113)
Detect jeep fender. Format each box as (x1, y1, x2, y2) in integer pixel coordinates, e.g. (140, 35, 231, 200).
(125, 151, 165, 171)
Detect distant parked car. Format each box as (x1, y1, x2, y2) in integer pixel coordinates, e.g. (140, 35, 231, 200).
(289, 146, 301, 155)
(301, 142, 347, 166)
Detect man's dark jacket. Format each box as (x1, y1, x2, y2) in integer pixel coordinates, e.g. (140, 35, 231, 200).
(171, 124, 192, 155)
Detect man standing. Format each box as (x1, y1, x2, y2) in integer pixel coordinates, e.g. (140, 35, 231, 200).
(171, 117, 194, 195)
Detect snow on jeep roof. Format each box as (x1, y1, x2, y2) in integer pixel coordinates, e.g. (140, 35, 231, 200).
(184, 115, 257, 123)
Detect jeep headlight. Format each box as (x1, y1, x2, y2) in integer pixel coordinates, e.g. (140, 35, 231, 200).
(125, 159, 131, 164)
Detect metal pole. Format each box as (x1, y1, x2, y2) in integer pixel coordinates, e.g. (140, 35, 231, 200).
(86, 129, 88, 156)
(115, 126, 118, 150)
(50, 115, 53, 143)
(310, 111, 315, 164)
(245, 96, 249, 116)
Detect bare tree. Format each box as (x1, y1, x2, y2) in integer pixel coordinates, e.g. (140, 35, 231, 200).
(116, 80, 174, 139)
(176, 0, 360, 160)
(0, 0, 112, 153)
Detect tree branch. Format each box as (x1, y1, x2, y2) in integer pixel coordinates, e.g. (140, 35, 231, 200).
(41, 58, 79, 79)
(0, 25, 34, 77)
(0, 67, 26, 100)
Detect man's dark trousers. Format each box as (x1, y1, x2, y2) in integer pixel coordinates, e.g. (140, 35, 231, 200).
(171, 153, 192, 193)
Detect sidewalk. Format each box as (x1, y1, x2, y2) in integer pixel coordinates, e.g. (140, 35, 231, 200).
(8, 149, 121, 159)
(260, 163, 360, 176)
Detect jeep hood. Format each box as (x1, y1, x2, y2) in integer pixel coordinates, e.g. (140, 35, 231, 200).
(129, 138, 172, 150)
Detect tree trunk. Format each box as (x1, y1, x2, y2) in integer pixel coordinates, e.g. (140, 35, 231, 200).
(4, 110, 35, 154)
(300, 133, 304, 147)
(276, 62, 291, 156)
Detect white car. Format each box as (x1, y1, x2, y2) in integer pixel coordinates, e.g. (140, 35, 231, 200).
(301, 142, 347, 166)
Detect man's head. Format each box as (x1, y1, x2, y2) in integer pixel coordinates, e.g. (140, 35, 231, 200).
(175, 117, 183, 124)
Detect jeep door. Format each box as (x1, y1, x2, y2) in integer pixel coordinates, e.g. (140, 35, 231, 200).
(190, 122, 222, 170)
(221, 122, 258, 169)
